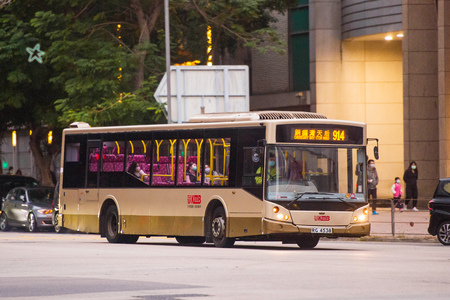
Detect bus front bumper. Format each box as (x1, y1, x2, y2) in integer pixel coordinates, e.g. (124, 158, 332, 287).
(262, 218, 370, 237)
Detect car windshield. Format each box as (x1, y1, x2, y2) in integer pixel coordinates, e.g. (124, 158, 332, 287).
(265, 146, 366, 202)
(27, 188, 54, 204)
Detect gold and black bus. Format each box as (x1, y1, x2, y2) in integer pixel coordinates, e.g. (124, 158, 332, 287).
(58, 111, 371, 248)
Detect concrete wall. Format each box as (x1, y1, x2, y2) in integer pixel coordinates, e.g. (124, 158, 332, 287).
(438, 0, 450, 179)
(403, 0, 439, 199)
(342, 0, 402, 39)
(310, 0, 404, 198)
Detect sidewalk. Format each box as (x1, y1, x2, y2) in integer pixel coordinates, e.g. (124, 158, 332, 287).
(367, 207, 436, 241)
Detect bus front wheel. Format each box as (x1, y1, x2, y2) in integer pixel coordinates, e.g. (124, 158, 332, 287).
(211, 206, 235, 248)
(296, 234, 320, 249)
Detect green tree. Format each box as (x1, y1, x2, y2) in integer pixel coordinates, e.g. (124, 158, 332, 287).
(0, 0, 295, 182)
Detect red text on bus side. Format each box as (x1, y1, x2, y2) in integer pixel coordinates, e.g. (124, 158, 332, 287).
(187, 195, 201, 205)
(314, 216, 330, 221)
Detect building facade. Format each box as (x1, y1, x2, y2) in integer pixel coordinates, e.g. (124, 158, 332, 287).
(250, 0, 448, 200)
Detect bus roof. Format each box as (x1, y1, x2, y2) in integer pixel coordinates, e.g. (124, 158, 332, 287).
(188, 111, 327, 123)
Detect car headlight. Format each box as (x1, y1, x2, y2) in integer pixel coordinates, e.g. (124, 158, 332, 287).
(37, 209, 53, 215)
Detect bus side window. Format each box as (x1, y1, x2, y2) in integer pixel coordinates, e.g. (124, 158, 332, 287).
(177, 139, 202, 186)
(152, 139, 176, 186)
(205, 138, 230, 186)
(242, 147, 264, 186)
(100, 140, 125, 188)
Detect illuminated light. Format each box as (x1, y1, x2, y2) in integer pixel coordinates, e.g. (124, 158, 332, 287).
(119, 68, 122, 71)
(273, 206, 280, 213)
(353, 216, 358, 222)
(117, 24, 121, 28)
(48, 131, 53, 144)
(119, 44, 122, 47)
(385, 36, 393, 41)
(2, 161, 8, 169)
(207, 25, 213, 66)
(397, 33, 404, 38)
(12, 131, 17, 147)
(363, 208, 369, 215)
(96, 153, 99, 160)
(29, 130, 32, 136)
(284, 214, 290, 221)
(118, 36, 121, 39)
(277, 213, 283, 220)
(38, 209, 53, 215)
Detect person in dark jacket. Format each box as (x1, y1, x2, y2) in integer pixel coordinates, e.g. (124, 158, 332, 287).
(403, 161, 419, 211)
(367, 159, 379, 215)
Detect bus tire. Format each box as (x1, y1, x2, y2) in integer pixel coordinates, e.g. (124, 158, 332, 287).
(296, 234, 319, 249)
(211, 206, 235, 248)
(122, 235, 139, 244)
(176, 236, 206, 245)
(104, 205, 123, 243)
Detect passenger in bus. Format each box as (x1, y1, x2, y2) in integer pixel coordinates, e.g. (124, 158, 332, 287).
(204, 164, 220, 185)
(128, 162, 149, 181)
(186, 163, 197, 183)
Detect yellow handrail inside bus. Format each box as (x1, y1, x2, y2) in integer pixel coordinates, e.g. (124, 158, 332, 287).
(115, 141, 120, 154)
(129, 141, 134, 154)
(182, 139, 190, 181)
(195, 139, 203, 180)
(155, 140, 163, 161)
(169, 139, 176, 180)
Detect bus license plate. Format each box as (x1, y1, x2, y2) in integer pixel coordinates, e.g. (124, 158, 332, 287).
(311, 227, 332, 234)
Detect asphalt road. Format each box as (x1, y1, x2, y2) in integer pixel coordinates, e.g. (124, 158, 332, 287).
(0, 231, 448, 300)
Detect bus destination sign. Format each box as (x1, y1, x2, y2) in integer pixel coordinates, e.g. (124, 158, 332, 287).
(276, 124, 364, 145)
(293, 128, 345, 142)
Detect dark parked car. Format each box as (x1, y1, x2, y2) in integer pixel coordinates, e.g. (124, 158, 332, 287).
(0, 186, 54, 232)
(0, 175, 39, 199)
(428, 178, 450, 245)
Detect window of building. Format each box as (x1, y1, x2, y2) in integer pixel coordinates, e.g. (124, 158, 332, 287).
(290, 1, 310, 91)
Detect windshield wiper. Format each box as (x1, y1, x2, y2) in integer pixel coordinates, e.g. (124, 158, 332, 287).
(287, 192, 332, 207)
(324, 197, 357, 211)
(287, 193, 357, 211)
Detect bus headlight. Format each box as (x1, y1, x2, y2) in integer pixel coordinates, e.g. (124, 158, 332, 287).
(352, 206, 369, 223)
(276, 213, 290, 221)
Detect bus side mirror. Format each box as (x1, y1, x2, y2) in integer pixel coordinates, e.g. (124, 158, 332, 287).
(374, 146, 379, 160)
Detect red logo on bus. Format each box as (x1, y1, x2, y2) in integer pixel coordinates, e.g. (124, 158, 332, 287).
(314, 216, 330, 221)
(187, 195, 201, 204)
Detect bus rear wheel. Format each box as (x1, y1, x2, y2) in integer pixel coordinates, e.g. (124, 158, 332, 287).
(296, 234, 320, 249)
(104, 206, 139, 244)
(211, 206, 235, 248)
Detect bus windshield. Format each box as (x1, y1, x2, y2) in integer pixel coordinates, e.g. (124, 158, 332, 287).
(265, 146, 365, 202)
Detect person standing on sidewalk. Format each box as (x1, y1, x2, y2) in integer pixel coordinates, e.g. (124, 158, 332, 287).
(391, 177, 403, 212)
(403, 161, 419, 211)
(367, 159, 379, 215)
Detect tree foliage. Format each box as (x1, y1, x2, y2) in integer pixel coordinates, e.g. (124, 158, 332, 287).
(0, 0, 295, 182)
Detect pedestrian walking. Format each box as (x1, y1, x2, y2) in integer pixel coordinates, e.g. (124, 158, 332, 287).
(403, 161, 419, 211)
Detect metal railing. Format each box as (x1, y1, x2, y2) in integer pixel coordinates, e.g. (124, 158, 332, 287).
(368, 198, 430, 236)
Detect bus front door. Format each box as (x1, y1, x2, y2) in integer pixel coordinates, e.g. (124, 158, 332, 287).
(78, 140, 101, 232)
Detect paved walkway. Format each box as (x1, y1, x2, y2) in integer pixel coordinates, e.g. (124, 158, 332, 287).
(369, 207, 432, 239)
